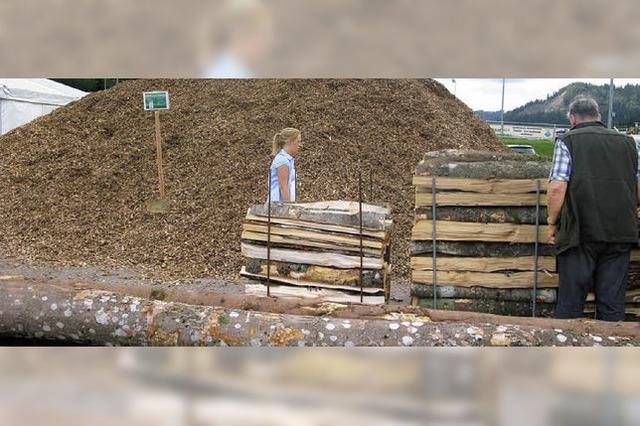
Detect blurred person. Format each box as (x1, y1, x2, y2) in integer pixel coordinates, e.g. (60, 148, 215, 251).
(269, 128, 302, 203)
(547, 95, 640, 321)
(202, 0, 273, 77)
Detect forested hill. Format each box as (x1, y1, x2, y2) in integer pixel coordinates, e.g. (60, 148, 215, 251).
(476, 82, 640, 126)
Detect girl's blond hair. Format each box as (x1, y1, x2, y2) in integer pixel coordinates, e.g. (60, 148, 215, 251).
(272, 128, 301, 155)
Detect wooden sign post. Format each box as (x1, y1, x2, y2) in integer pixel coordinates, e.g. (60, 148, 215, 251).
(154, 110, 166, 199)
(143, 91, 170, 213)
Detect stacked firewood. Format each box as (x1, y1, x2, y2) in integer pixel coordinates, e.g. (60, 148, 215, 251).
(410, 150, 640, 319)
(410, 150, 557, 316)
(240, 201, 392, 304)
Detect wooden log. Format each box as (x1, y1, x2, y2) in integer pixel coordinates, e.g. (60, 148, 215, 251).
(412, 220, 551, 244)
(411, 255, 556, 272)
(414, 297, 555, 317)
(413, 176, 549, 193)
(415, 160, 550, 179)
(6, 278, 629, 346)
(410, 283, 557, 303)
(412, 270, 558, 288)
(243, 259, 384, 288)
(242, 222, 385, 249)
(586, 289, 640, 303)
(241, 243, 384, 269)
(241, 230, 382, 256)
(415, 192, 548, 207)
(415, 206, 547, 225)
(245, 213, 388, 239)
(243, 239, 383, 259)
(249, 201, 392, 231)
(244, 283, 385, 304)
(422, 149, 541, 163)
(410, 241, 556, 257)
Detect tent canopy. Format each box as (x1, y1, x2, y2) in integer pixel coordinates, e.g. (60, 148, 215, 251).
(0, 79, 87, 135)
(0, 79, 86, 106)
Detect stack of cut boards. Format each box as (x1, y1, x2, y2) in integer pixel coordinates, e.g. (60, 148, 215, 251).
(410, 149, 640, 319)
(240, 201, 392, 304)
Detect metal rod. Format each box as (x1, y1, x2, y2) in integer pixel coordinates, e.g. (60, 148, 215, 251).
(532, 179, 541, 317)
(500, 78, 506, 136)
(432, 176, 437, 309)
(359, 169, 364, 303)
(607, 78, 614, 129)
(267, 166, 272, 297)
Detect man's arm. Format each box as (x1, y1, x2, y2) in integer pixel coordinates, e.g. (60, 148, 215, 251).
(546, 180, 567, 244)
(547, 180, 568, 225)
(277, 165, 290, 202)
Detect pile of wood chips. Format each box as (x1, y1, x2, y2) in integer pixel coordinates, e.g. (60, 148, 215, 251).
(0, 79, 503, 281)
(240, 201, 392, 304)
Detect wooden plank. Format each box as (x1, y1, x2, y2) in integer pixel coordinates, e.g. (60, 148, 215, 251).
(241, 243, 384, 269)
(242, 222, 384, 249)
(413, 176, 549, 193)
(240, 267, 384, 294)
(243, 282, 385, 305)
(412, 270, 558, 288)
(410, 283, 557, 303)
(249, 201, 392, 231)
(415, 192, 548, 207)
(241, 231, 381, 256)
(245, 260, 385, 288)
(411, 256, 556, 272)
(245, 213, 388, 240)
(412, 220, 550, 244)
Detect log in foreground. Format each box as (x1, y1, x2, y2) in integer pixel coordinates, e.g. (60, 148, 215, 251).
(1, 279, 637, 346)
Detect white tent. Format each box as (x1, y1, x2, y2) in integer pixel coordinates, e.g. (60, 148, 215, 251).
(0, 79, 87, 135)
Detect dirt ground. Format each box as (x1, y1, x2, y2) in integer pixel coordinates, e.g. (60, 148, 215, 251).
(0, 254, 412, 304)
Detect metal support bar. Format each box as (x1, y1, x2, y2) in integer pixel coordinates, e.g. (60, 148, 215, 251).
(432, 176, 437, 309)
(266, 168, 272, 297)
(359, 169, 364, 303)
(532, 179, 541, 317)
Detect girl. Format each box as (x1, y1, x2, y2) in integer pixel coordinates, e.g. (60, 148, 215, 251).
(269, 128, 302, 203)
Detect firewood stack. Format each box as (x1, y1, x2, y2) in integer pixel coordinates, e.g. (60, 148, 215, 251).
(410, 150, 556, 316)
(410, 150, 640, 319)
(240, 201, 392, 304)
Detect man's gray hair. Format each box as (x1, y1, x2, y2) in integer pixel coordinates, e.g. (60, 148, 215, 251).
(567, 95, 601, 120)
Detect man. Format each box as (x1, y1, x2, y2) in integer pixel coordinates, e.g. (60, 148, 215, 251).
(547, 95, 640, 321)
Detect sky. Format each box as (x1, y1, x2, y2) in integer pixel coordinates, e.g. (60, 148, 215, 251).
(434, 78, 640, 112)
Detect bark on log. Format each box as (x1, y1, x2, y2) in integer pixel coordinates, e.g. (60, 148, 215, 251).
(410, 241, 557, 257)
(414, 296, 555, 317)
(249, 201, 392, 231)
(410, 283, 557, 303)
(422, 149, 542, 163)
(415, 160, 551, 179)
(1, 279, 637, 346)
(241, 243, 384, 269)
(244, 258, 384, 288)
(415, 206, 548, 225)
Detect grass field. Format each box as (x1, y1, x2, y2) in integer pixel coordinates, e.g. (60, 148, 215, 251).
(499, 137, 555, 158)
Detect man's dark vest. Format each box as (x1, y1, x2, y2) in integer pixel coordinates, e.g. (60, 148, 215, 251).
(555, 121, 638, 253)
